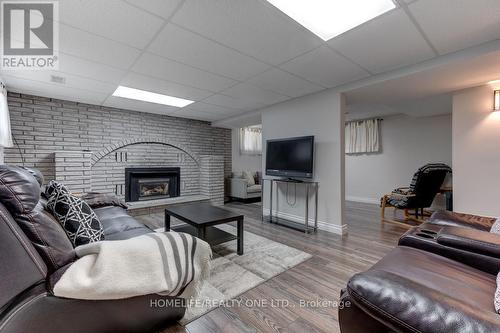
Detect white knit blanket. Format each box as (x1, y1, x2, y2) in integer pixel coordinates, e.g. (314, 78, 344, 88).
(53, 232, 211, 300)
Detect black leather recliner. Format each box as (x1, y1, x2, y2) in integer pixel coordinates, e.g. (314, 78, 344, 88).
(0, 165, 185, 332)
(339, 215, 500, 332)
(339, 246, 500, 332)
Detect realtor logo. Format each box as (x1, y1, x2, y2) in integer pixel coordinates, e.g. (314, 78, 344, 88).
(1, 1, 59, 69)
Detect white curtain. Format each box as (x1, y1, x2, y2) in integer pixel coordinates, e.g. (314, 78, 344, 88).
(345, 118, 380, 154)
(0, 80, 13, 148)
(239, 126, 262, 155)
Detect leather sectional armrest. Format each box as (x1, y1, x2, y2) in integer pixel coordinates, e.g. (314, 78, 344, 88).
(399, 224, 500, 275)
(429, 210, 495, 231)
(346, 269, 500, 333)
(437, 226, 500, 258)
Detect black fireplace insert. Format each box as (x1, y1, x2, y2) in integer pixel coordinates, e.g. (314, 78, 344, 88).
(125, 167, 180, 202)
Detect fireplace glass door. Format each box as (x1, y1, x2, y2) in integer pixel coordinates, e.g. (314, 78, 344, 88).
(138, 178, 170, 200)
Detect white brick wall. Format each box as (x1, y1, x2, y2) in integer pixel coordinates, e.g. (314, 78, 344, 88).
(54, 151, 92, 193)
(200, 155, 225, 206)
(5, 92, 232, 199)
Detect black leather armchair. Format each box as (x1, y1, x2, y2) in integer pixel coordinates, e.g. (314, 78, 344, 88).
(0, 166, 185, 332)
(340, 207, 500, 333)
(339, 246, 500, 333)
(381, 163, 452, 224)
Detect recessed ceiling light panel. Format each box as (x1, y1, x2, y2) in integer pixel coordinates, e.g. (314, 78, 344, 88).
(266, 0, 396, 41)
(112, 86, 194, 108)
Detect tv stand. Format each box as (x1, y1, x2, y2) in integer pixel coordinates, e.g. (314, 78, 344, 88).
(284, 178, 304, 183)
(261, 178, 318, 233)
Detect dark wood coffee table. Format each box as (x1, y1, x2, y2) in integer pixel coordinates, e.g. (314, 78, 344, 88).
(165, 203, 244, 255)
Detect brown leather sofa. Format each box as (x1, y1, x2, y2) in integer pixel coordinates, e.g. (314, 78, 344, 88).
(0, 165, 185, 333)
(339, 211, 500, 332)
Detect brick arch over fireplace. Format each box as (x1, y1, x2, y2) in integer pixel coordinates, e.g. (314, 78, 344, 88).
(90, 138, 201, 167)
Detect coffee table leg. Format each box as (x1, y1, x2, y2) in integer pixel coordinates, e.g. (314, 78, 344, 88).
(197, 226, 206, 240)
(237, 217, 244, 255)
(165, 213, 171, 232)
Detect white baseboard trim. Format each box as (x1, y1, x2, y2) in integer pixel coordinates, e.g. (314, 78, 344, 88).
(346, 196, 380, 205)
(262, 208, 347, 235)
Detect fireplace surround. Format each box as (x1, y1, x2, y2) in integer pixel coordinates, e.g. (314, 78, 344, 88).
(125, 167, 181, 202)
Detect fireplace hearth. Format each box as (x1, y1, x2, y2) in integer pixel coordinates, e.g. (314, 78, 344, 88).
(125, 167, 180, 202)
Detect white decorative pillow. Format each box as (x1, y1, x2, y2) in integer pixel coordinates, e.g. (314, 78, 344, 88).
(242, 171, 255, 186)
(490, 219, 500, 235)
(496, 272, 500, 314)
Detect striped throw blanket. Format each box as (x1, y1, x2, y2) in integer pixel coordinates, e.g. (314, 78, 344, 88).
(53, 232, 211, 300)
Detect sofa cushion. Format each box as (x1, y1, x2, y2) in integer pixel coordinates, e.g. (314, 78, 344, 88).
(93, 206, 152, 241)
(242, 171, 255, 186)
(46, 182, 105, 247)
(247, 184, 262, 194)
(81, 192, 128, 210)
(347, 246, 500, 332)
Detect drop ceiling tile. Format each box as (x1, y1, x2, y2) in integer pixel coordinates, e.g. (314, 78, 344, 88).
(280, 46, 370, 88)
(171, 0, 322, 65)
(173, 109, 222, 122)
(123, 0, 183, 19)
(121, 73, 213, 101)
(4, 75, 109, 105)
(58, 53, 126, 83)
(247, 68, 324, 97)
(103, 96, 179, 115)
(59, 0, 164, 49)
(59, 25, 141, 69)
(409, 0, 500, 55)
(221, 83, 289, 106)
(329, 9, 435, 73)
(132, 53, 237, 92)
(4, 71, 117, 95)
(203, 94, 267, 111)
(185, 102, 242, 116)
(148, 24, 269, 80)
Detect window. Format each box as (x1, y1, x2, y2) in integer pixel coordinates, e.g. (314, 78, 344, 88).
(345, 118, 380, 154)
(0, 81, 13, 148)
(239, 126, 262, 155)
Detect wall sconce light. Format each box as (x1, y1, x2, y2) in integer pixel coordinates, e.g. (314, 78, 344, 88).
(495, 90, 500, 111)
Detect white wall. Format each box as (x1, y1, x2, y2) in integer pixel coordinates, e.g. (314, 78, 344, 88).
(452, 84, 500, 217)
(262, 90, 346, 235)
(231, 128, 262, 173)
(346, 113, 452, 205)
(0, 146, 4, 164)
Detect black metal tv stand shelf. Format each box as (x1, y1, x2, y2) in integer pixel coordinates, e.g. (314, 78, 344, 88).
(261, 178, 319, 233)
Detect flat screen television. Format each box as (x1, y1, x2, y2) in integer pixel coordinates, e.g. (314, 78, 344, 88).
(266, 136, 314, 179)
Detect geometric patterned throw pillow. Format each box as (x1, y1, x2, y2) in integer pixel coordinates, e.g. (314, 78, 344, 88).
(46, 181, 104, 247)
(490, 219, 500, 235)
(496, 271, 500, 314)
(45, 180, 70, 197)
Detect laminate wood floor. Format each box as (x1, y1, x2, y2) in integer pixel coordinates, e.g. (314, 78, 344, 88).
(149, 201, 410, 333)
